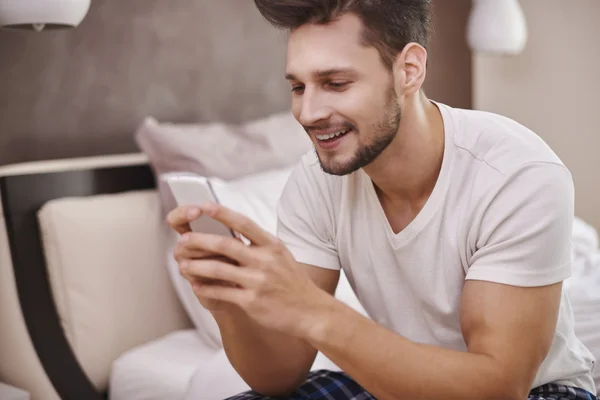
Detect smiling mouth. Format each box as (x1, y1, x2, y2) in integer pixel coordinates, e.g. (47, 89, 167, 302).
(314, 128, 351, 142)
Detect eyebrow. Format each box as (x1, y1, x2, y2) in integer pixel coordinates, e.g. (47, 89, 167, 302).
(285, 68, 357, 81)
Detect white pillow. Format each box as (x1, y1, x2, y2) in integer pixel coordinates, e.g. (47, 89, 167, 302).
(135, 111, 312, 215)
(164, 166, 369, 351)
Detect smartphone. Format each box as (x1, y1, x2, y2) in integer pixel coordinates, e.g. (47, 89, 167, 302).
(162, 173, 236, 237)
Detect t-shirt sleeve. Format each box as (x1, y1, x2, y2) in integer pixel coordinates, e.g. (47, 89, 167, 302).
(276, 161, 341, 271)
(466, 162, 575, 287)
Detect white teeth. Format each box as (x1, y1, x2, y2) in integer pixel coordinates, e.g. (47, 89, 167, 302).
(316, 129, 349, 140)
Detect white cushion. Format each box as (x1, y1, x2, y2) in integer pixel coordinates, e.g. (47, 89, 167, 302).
(36, 190, 191, 391)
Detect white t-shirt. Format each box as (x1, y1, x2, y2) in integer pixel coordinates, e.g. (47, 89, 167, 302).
(276, 102, 597, 394)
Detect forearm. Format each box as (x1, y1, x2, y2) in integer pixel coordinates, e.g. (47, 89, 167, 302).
(306, 299, 524, 400)
(214, 307, 317, 396)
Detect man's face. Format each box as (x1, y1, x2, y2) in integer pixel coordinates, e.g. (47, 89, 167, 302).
(286, 13, 401, 176)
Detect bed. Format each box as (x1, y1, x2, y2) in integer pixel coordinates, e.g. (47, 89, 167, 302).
(0, 150, 361, 400)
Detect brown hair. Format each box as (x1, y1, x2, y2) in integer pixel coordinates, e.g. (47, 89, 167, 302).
(253, 0, 433, 70)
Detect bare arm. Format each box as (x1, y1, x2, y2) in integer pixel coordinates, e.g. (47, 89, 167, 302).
(214, 264, 340, 395)
(303, 280, 561, 400)
(174, 163, 573, 398)
(175, 203, 559, 398)
(168, 203, 341, 395)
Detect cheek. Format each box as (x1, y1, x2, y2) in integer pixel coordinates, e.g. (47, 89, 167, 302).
(338, 89, 386, 128)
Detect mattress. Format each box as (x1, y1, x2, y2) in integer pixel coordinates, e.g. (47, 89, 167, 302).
(108, 329, 213, 400)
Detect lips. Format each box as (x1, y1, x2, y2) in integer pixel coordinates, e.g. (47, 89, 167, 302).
(313, 129, 352, 150)
(315, 128, 349, 141)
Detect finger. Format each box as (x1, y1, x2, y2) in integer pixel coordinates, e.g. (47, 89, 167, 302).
(174, 242, 222, 261)
(203, 255, 239, 265)
(175, 235, 238, 262)
(186, 274, 236, 288)
(192, 282, 249, 306)
(183, 259, 262, 288)
(181, 232, 254, 265)
(199, 203, 277, 247)
(178, 256, 239, 280)
(166, 206, 202, 234)
(175, 231, 243, 260)
(174, 241, 209, 262)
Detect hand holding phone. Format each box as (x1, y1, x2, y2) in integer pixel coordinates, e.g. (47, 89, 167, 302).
(162, 173, 236, 238)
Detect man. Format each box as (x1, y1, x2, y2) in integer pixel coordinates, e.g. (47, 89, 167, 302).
(168, 0, 597, 399)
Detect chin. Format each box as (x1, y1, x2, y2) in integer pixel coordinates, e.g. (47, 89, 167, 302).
(316, 151, 363, 176)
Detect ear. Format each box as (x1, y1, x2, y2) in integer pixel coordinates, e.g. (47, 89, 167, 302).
(392, 43, 428, 96)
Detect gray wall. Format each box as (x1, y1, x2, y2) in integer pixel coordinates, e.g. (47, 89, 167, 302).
(0, 0, 472, 166)
(474, 0, 600, 229)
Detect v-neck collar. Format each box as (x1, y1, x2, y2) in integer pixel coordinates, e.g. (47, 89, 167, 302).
(361, 101, 456, 249)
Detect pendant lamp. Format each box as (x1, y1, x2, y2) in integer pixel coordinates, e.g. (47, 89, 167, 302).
(467, 0, 528, 55)
(0, 0, 91, 31)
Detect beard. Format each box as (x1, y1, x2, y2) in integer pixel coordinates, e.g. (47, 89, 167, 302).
(315, 87, 401, 176)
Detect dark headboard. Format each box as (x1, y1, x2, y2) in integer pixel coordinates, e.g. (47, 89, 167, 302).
(0, 162, 154, 400)
(0, 0, 472, 166)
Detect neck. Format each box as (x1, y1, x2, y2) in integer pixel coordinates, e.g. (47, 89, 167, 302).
(362, 92, 445, 206)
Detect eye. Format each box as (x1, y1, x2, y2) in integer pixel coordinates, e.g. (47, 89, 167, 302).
(291, 85, 305, 94)
(327, 81, 349, 90)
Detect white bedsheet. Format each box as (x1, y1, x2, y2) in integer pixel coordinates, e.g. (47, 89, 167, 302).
(109, 330, 211, 400)
(565, 217, 600, 392)
(109, 329, 341, 400)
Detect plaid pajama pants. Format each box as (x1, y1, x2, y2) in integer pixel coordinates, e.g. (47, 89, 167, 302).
(224, 369, 598, 400)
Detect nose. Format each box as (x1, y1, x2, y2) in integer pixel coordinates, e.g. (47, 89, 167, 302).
(296, 89, 331, 127)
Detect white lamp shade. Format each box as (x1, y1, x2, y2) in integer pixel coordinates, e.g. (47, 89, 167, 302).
(467, 0, 528, 55)
(0, 0, 91, 31)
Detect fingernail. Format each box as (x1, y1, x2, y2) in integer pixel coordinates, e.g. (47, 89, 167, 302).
(181, 233, 190, 242)
(187, 208, 200, 220)
(180, 261, 188, 271)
